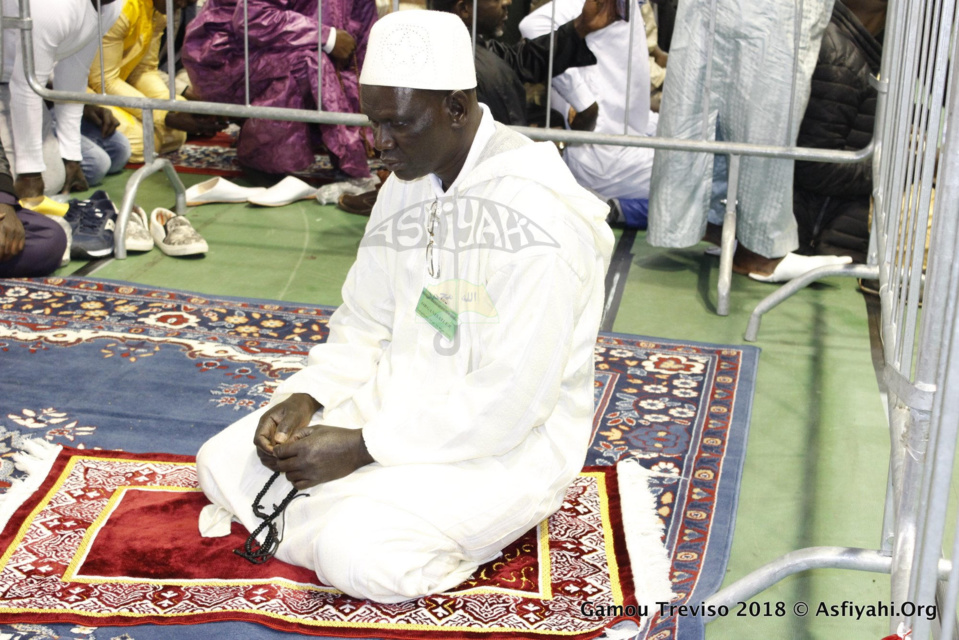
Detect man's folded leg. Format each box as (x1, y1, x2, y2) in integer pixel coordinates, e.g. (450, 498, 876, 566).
(289, 496, 478, 603)
(196, 412, 477, 602)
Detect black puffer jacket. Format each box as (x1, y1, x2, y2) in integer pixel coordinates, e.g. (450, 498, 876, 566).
(793, 1, 882, 262)
(476, 21, 596, 126)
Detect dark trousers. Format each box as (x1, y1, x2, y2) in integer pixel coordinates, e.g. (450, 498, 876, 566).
(0, 209, 67, 277)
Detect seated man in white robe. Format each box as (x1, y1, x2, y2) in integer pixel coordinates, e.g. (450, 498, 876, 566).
(196, 9, 614, 604)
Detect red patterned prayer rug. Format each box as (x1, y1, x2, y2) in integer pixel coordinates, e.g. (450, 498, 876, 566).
(0, 447, 651, 639)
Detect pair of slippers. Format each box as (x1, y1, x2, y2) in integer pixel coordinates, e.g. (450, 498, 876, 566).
(125, 206, 208, 256)
(185, 177, 318, 208)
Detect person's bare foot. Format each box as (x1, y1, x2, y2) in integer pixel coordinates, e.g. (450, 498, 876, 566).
(732, 245, 782, 276)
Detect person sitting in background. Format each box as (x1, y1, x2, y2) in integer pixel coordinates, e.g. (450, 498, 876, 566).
(335, 0, 617, 218)
(792, 0, 885, 264)
(157, 0, 199, 96)
(428, 0, 615, 128)
(0, 0, 124, 199)
(79, 104, 133, 186)
(89, 0, 225, 164)
(521, 0, 658, 230)
(181, 0, 377, 177)
(0, 136, 67, 277)
(641, 1, 667, 113)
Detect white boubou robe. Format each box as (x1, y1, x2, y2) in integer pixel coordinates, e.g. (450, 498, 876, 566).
(197, 105, 614, 603)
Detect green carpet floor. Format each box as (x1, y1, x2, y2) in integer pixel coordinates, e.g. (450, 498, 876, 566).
(55, 170, 892, 639)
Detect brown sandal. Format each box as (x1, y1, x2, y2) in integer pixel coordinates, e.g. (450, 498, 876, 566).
(337, 190, 379, 216)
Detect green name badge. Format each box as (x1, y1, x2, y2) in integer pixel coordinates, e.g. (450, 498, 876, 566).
(416, 287, 458, 341)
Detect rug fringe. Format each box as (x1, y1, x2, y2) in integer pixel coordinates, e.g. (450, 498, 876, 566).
(0, 437, 62, 533)
(617, 459, 675, 613)
(599, 620, 642, 639)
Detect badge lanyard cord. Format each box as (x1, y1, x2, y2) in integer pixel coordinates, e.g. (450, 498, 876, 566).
(430, 196, 461, 356)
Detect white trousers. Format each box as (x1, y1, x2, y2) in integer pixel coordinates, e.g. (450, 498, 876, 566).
(196, 407, 554, 603)
(0, 84, 65, 194)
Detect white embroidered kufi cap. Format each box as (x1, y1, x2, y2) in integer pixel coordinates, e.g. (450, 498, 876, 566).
(359, 10, 477, 91)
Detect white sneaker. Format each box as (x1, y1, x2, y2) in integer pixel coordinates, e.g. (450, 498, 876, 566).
(150, 208, 208, 256)
(124, 206, 154, 252)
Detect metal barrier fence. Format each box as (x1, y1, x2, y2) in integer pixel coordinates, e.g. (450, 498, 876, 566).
(6, 0, 959, 635)
(875, 0, 959, 634)
(1, 0, 869, 319)
(704, 0, 959, 637)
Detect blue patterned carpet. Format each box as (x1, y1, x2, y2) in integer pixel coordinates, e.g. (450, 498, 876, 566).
(0, 277, 759, 640)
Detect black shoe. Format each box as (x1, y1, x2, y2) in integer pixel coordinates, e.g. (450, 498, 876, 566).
(606, 198, 624, 227)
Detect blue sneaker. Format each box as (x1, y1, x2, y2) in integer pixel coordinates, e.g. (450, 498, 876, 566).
(70, 197, 117, 260)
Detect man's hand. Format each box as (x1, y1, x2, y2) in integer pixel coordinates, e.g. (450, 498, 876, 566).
(83, 104, 121, 138)
(573, 0, 618, 38)
(273, 425, 374, 490)
(569, 102, 599, 131)
(330, 30, 357, 65)
(165, 111, 228, 136)
(650, 90, 662, 113)
(14, 173, 44, 200)
(62, 160, 89, 193)
(182, 85, 200, 101)
(254, 393, 322, 471)
(0, 204, 26, 262)
(653, 45, 669, 69)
